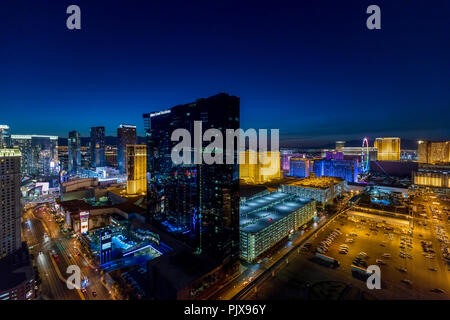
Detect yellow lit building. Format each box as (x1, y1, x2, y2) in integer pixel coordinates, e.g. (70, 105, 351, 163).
(413, 164, 450, 189)
(239, 150, 281, 184)
(413, 173, 449, 188)
(418, 140, 450, 164)
(374, 137, 400, 161)
(126, 145, 147, 195)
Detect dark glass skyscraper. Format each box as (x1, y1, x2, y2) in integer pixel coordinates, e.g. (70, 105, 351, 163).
(11, 135, 59, 177)
(143, 93, 240, 274)
(90, 126, 106, 168)
(68, 131, 81, 173)
(0, 125, 11, 149)
(117, 125, 137, 174)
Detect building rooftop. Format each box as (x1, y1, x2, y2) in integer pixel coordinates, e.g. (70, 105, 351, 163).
(59, 199, 92, 214)
(148, 250, 218, 294)
(239, 184, 268, 199)
(11, 134, 58, 140)
(0, 243, 34, 292)
(284, 176, 344, 189)
(240, 191, 291, 216)
(58, 198, 146, 217)
(0, 149, 21, 157)
(240, 192, 313, 233)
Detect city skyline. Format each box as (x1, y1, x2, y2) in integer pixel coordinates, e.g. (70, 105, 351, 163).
(1, 1, 449, 142)
(1, 0, 449, 306)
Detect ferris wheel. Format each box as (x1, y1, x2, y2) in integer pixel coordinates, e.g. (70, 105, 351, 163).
(361, 137, 369, 173)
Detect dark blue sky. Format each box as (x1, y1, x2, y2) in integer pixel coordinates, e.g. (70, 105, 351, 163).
(0, 0, 449, 146)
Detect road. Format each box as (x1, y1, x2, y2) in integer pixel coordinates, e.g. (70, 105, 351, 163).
(23, 205, 113, 300)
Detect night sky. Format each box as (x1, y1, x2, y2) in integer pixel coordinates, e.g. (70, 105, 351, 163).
(0, 0, 449, 146)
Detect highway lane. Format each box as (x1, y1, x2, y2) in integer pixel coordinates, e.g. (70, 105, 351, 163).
(23, 209, 80, 300)
(37, 206, 113, 300)
(24, 206, 113, 300)
(53, 238, 110, 300)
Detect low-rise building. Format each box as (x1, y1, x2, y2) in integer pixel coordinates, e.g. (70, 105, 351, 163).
(61, 177, 99, 193)
(281, 175, 346, 204)
(412, 163, 450, 195)
(58, 199, 146, 234)
(0, 243, 35, 300)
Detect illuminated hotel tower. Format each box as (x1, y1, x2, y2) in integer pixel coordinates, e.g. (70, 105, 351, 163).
(239, 150, 281, 184)
(143, 93, 240, 274)
(0, 148, 35, 300)
(68, 131, 81, 173)
(117, 125, 137, 174)
(418, 140, 450, 164)
(11, 134, 59, 176)
(374, 137, 401, 161)
(0, 149, 22, 258)
(90, 126, 106, 168)
(126, 145, 147, 195)
(0, 125, 11, 148)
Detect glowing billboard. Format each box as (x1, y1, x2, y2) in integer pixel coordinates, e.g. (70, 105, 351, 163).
(80, 211, 89, 234)
(100, 229, 112, 264)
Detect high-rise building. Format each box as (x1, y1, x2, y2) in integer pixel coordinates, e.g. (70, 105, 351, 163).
(126, 145, 147, 195)
(143, 93, 240, 274)
(239, 151, 281, 184)
(164, 167, 198, 229)
(68, 131, 81, 173)
(0, 125, 11, 148)
(313, 158, 359, 183)
(0, 148, 35, 300)
(0, 149, 22, 257)
(80, 146, 91, 170)
(11, 135, 58, 176)
(143, 111, 172, 180)
(105, 145, 118, 167)
(418, 140, 450, 164)
(335, 141, 345, 152)
(57, 146, 69, 171)
(289, 157, 313, 178)
(90, 126, 106, 168)
(117, 125, 137, 174)
(374, 137, 401, 161)
(280, 152, 305, 172)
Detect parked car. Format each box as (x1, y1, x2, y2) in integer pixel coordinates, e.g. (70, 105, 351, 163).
(401, 279, 412, 285)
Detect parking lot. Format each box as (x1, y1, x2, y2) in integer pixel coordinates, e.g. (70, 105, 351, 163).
(245, 208, 450, 300)
(305, 210, 450, 299)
